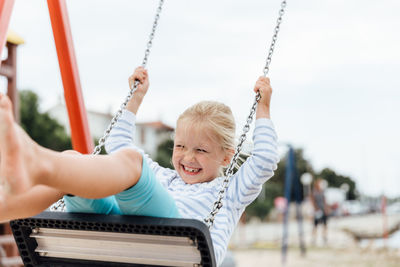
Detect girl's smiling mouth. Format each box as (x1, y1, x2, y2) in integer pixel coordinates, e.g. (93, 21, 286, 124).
(181, 164, 202, 175)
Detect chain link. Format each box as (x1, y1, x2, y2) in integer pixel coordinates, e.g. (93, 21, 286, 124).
(263, 0, 287, 77)
(50, 0, 165, 212)
(204, 0, 287, 228)
(51, 0, 287, 222)
(93, 0, 165, 156)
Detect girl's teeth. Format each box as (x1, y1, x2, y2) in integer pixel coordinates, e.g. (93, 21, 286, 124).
(184, 166, 200, 173)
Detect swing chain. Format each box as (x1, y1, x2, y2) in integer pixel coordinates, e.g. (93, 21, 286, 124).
(93, 0, 165, 156)
(204, 0, 287, 228)
(51, 0, 165, 212)
(49, 197, 66, 212)
(204, 94, 259, 227)
(263, 0, 286, 77)
(142, 0, 164, 68)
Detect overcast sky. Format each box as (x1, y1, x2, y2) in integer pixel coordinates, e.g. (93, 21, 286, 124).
(2, 0, 400, 197)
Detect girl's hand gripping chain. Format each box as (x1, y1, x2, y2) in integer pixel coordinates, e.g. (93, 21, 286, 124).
(129, 66, 149, 98)
(127, 67, 150, 115)
(254, 76, 272, 119)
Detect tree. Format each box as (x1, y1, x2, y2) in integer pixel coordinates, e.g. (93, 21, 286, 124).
(155, 139, 174, 169)
(19, 90, 72, 151)
(246, 147, 359, 220)
(318, 168, 357, 200)
(246, 148, 314, 220)
(245, 181, 283, 220)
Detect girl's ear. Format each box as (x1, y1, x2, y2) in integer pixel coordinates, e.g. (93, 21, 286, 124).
(222, 149, 235, 167)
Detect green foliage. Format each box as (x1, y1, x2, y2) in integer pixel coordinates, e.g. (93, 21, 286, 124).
(269, 148, 315, 186)
(264, 148, 315, 202)
(245, 200, 272, 220)
(246, 147, 358, 220)
(19, 90, 72, 151)
(155, 139, 174, 169)
(318, 167, 357, 200)
(246, 181, 283, 220)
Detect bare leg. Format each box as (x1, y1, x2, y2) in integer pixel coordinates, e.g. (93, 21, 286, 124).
(0, 185, 64, 223)
(0, 94, 142, 199)
(311, 225, 317, 246)
(0, 93, 37, 194)
(323, 224, 328, 244)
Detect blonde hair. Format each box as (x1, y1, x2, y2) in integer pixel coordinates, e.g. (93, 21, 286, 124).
(177, 101, 236, 170)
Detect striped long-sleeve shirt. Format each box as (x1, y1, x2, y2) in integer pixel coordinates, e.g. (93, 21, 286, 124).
(105, 110, 279, 266)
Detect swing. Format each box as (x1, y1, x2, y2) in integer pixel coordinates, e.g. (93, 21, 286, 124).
(10, 1, 287, 266)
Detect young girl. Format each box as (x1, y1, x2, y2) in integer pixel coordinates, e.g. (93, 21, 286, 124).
(0, 67, 279, 265)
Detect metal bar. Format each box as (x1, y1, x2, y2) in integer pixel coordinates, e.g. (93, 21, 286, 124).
(0, 0, 15, 68)
(31, 228, 194, 246)
(281, 146, 295, 266)
(0, 62, 12, 77)
(47, 0, 93, 154)
(30, 228, 201, 267)
(5, 42, 19, 121)
(35, 250, 196, 267)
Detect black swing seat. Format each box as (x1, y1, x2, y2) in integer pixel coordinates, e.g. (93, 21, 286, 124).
(10, 211, 216, 267)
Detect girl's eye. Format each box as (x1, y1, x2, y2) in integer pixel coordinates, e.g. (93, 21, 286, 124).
(196, 148, 207, 153)
(175, 145, 184, 149)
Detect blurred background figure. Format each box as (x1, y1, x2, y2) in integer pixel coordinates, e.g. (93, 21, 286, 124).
(310, 178, 329, 246)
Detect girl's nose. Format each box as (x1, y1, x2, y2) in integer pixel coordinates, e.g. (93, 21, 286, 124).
(183, 150, 195, 162)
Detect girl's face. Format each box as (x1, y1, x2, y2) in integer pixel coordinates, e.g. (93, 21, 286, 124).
(172, 121, 230, 184)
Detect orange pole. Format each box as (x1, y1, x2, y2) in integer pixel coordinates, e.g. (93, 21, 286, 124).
(0, 0, 15, 67)
(47, 0, 93, 154)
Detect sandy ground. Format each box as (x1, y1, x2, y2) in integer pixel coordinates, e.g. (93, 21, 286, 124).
(232, 247, 400, 267)
(227, 213, 400, 267)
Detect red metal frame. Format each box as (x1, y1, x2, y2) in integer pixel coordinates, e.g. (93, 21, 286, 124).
(1, 0, 94, 153)
(47, 0, 93, 154)
(0, 0, 15, 68)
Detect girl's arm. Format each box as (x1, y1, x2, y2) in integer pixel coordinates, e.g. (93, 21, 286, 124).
(105, 67, 177, 183)
(104, 66, 149, 154)
(254, 76, 272, 119)
(104, 110, 177, 184)
(228, 119, 279, 208)
(126, 66, 149, 115)
(227, 77, 279, 208)
(0, 186, 64, 223)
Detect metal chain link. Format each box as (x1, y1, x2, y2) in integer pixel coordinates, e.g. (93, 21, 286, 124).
(93, 0, 165, 156)
(51, 0, 165, 212)
(204, 0, 287, 228)
(51, 0, 287, 221)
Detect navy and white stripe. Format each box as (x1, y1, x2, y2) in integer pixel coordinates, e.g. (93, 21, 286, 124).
(105, 110, 279, 266)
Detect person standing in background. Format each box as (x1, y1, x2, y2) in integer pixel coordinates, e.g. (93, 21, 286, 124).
(310, 178, 329, 246)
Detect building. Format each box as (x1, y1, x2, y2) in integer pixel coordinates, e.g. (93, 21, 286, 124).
(136, 121, 174, 158)
(47, 103, 174, 158)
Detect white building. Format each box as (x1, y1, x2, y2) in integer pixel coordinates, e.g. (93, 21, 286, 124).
(47, 103, 174, 158)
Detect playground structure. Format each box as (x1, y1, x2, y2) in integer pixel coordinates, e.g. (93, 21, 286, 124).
(0, 0, 103, 265)
(0, 30, 24, 267)
(0, 1, 217, 266)
(1, 0, 94, 155)
(1, 0, 288, 266)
